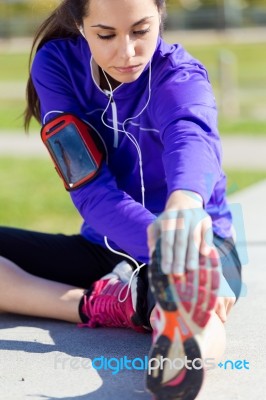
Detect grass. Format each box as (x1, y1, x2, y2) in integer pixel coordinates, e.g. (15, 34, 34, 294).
(0, 41, 266, 134)
(0, 157, 82, 233)
(0, 100, 24, 130)
(0, 52, 29, 81)
(0, 157, 265, 233)
(225, 169, 266, 196)
(218, 118, 266, 136)
(185, 43, 266, 88)
(185, 42, 266, 135)
(0, 99, 39, 131)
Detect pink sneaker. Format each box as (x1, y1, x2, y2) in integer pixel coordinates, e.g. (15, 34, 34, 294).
(146, 244, 221, 400)
(79, 261, 148, 333)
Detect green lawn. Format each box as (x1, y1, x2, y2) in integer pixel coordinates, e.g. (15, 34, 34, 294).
(185, 43, 266, 89)
(0, 157, 265, 233)
(0, 41, 266, 134)
(185, 42, 266, 135)
(0, 99, 39, 131)
(0, 157, 82, 233)
(0, 52, 29, 82)
(225, 169, 266, 196)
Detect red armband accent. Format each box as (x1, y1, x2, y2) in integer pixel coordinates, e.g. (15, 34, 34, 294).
(41, 114, 104, 190)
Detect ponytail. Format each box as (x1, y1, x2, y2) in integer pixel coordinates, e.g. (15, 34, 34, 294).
(24, 0, 88, 131)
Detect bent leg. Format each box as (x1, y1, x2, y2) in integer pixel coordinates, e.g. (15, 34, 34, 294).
(0, 227, 128, 322)
(0, 256, 84, 323)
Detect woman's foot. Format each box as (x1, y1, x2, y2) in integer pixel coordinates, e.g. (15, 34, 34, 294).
(79, 261, 150, 333)
(146, 245, 221, 400)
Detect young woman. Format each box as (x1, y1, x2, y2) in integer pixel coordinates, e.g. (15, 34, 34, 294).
(0, 0, 242, 399)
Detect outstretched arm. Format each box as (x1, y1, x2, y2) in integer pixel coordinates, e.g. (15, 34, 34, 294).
(70, 162, 156, 263)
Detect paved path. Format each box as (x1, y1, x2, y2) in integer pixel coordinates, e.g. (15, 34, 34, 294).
(220, 136, 266, 169)
(0, 133, 266, 169)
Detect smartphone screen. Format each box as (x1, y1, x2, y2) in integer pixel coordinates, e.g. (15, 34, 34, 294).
(46, 123, 97, 188)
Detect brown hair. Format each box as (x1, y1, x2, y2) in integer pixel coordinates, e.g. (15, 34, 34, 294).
(24, 0, 166, 131)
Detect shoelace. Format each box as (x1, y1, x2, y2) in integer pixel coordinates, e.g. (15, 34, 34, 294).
(87, 281, 134, 327)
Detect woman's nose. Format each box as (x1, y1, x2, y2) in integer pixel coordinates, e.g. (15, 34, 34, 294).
(118, 36, 136, 60)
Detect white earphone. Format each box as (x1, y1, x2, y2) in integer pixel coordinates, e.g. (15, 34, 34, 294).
(79, 25, 86, 38)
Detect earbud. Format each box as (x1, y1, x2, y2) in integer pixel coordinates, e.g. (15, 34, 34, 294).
(79, 25, 86, 38)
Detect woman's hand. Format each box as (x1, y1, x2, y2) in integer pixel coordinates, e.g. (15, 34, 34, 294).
(147, 189, 213, 275)
(147, 189, 236, 324)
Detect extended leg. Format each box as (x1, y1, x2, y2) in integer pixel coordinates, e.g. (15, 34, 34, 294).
(150, 306, 226, 362)
(146, 246, 225, 400)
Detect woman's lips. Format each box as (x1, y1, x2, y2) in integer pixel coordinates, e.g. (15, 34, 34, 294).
(114, 64, 142, 74)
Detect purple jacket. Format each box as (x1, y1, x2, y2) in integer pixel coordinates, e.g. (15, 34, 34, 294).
(31, 35, 233, 263)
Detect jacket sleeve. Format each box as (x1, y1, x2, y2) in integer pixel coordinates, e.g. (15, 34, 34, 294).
(31, 43, 84, 122)
(70, 164, 155, 263)
(153, 62, 223, 206)
(31, 43, 155, 263)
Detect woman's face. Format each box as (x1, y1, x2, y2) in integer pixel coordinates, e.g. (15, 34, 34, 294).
(83, 0, 161, 84)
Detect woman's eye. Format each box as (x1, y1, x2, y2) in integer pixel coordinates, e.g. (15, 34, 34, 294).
(133, 28, 151, 36)
(97, 27, 150, 41)
(97, 34, 115, 40)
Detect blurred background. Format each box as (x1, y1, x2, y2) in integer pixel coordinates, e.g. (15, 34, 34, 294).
(1, 0, 266, 36)
(0, 0, 265, 233)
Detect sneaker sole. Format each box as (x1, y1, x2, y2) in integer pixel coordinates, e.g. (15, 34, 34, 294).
(146, 241, 221, 400)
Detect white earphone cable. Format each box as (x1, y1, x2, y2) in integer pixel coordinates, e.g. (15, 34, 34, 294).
(99, 62, 153, 304)
(100, 63, 152, 207)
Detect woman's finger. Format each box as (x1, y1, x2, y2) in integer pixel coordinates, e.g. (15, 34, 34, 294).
(199, 215, 213, 257)
(186, 215, 202, 272)
(160, 211, 178, 274)
(147, 221, 160, 259)
(171, 210, 189, 275)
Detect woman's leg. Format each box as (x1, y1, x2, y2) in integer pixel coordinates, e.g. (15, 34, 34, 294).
(0, 227, 151, 329)
(145, 237, 242, 399)
(150, 300, 227, 362)
(198, 311, 226, 361)
(0, 256, 83, 323)
(0, 255, 151, 332)
(0, 228, 126, 288)
(0, 227, 128, 322)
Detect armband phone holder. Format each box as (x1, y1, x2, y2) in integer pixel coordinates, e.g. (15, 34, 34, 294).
(41, 114, 104, 191)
